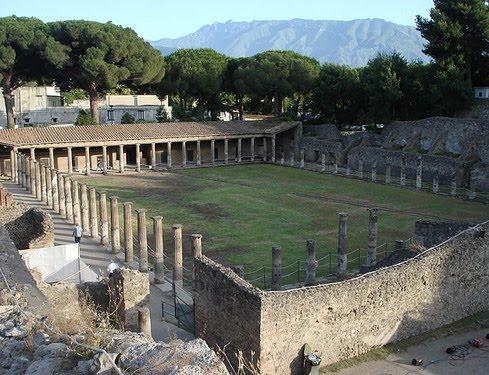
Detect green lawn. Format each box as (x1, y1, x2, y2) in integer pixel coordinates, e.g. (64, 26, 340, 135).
(78, 164, 488, 276)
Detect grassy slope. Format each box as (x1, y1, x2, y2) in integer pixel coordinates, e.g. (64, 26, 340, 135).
(79, 164, 489, 270)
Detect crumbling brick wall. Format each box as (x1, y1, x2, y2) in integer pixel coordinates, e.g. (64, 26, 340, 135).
(194, 258, 263, 369)
(194, 222, 489, 374)
(2, 207, 54, 250)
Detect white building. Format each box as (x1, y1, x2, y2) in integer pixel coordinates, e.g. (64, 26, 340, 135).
(474, 87, 489, 99)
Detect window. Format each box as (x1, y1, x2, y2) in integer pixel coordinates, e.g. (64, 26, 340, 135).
(137, 110, 145, 121)
(23, 118, 30, 124)
(51, 117, 58, 123)
(479, 92, 483, 97)
(107, 110, 114, 121)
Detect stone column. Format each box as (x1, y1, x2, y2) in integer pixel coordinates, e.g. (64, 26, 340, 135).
(119, 145, 125, 173)
(110, 196, 120, 254)
(136, 144, 141, 172)
(337, 213, 348, 276)
(181, 142, 187, 167)
(432, 173, 439, 193)
(371, 161, 377, 182)
(366, 208, 378, 267)
(40, 165, 47, 203)
(271, 136, 276, 163)
(65, 177, 74, 223)
(51, 168, 59, 212)
(99, 191, 109, 245)
(400, 156, 406, 187)
(196, 141, 201, 166)
(80, 184, 89, 235)
(280, 152, 285, 165)
(12, 150, 18, 183)
(300, 149, 305, 168)
(415, 156, 422, 189)
(289, 152, 295, 167)
(26, 158, 32, 193)
(210, 140, 215, 165)
(137, 209, 148, 272)
(89, 187, 98, 239)
(58, 173, 66, 216)
(67, 147, 73, 175)
(153, 216, 165, 284)
(73, 180, 81, 225)
(191, 233, 202, 258)
(450, 173, 457, 196)
(320, 154, 326, 173)
(138, 307, 152, 337)
(46, 167, 53, 207)
(305, 240, 317, 286)
(30, 147, 36, 161)
(250, 138, 255, 162)
(263, 137, 267, 162)
(151, 143, 156, 169)
(385, 165, 391, 184)
(271, 245, 282, 291)
(9, 149, 15, 182)
(224, 138, 229, 164)
(358, 160, 363, 179)
(166, 142, 172, 168)
(172, 224, 183, 286)
(468, 173, 476, 200)
(85, 147, 91, 176)
(346, 162, 351, 176)
(334, 154, 339, 174)
(123, 202, 133, 264)
(35, 161, 42, 199)
(49, 148, 54, 168)
(237, 138, 242, 162)
(102, 146, 108, 175)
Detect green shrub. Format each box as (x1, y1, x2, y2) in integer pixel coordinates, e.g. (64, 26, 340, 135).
(121, 112, 135, 124)
(75, 109, 95, 126)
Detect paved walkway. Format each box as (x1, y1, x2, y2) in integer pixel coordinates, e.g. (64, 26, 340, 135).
(4, 180, 194, 342)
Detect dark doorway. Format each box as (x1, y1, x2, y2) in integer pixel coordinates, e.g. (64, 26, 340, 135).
(161, 151, 168, 163)
(187, 149, 194, 162)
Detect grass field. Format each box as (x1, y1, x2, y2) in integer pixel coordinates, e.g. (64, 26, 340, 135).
(78, 164, 488, 273)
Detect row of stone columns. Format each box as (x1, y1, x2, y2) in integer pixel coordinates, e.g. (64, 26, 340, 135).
(14, 151, 205, 287)
(270, 208, 381, 290)
(288, 149, 475, 199)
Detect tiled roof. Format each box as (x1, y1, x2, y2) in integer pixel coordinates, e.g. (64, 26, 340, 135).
(0, 121, 299, 148)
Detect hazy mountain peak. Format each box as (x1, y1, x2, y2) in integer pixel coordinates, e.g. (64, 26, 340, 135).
(151, 18, 428, 67)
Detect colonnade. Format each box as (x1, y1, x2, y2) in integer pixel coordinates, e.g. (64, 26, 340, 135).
(12, 151, 204, 287)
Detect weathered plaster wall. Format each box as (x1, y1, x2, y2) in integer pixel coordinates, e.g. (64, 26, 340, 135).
(414, 221, 474, 248)
(194, 257, 263, 369)
(260, 222, 489, 373)
(194, 223, 489, 374)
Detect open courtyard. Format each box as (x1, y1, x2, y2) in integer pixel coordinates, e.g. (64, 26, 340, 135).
(77, 164, 489, 277)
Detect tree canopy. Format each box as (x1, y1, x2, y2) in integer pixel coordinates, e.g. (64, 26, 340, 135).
(0, 16, 67, 128)
(416, 0, 489, 85)
(48, 20, 165, 124)
(158, 48, 228, 120)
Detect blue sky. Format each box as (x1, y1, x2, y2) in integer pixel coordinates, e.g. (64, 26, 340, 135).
(1, 0, 434, 40)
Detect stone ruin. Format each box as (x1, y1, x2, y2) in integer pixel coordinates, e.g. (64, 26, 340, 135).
(301, 116, 489, 192)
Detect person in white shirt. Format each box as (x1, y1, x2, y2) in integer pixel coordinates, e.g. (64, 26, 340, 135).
(73, 223, 83, 244)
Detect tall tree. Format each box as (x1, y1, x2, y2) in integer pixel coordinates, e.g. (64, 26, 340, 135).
(158, 49, 228, 120)
(49, 20, 165, 124)
(312, 64, 363, 124)
(223, 57, 252, 120)
(360, 53, 405, 123)
(240, 51, 320, 116)
(0, 16, 67, 128)
(416, 0, 489, 86)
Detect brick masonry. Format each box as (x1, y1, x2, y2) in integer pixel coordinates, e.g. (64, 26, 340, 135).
(194, 222, 489, 374)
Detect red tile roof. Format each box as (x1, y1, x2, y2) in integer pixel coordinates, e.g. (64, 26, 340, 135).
(0, 121, 299, 148)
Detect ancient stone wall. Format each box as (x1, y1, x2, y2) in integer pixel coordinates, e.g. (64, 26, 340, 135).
(414, 221, 474, 248)
(194, 257, 263, 369)
(194, 222, 489, 374)
(0, 206, 54, 250)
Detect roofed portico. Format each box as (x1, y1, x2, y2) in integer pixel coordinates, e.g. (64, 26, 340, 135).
(0, 121, 301, 176)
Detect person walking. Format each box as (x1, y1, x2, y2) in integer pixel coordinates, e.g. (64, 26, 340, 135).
(73, 222, 83, 244)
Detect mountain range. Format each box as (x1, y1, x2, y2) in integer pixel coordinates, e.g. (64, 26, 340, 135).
(150, 18, 429, 67)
